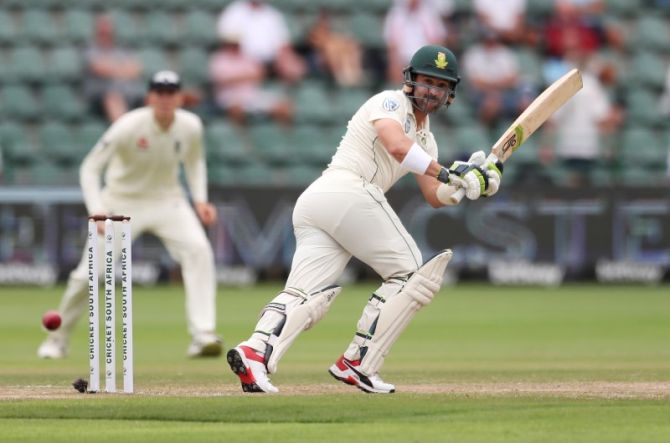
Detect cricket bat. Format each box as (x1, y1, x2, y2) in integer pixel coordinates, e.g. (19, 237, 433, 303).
(449, 68, 583, 203)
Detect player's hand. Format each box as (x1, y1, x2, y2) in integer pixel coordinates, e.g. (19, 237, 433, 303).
(482, 153, 503, 197)
(447, 160, 487, 200)
(195, 202, 217, 226)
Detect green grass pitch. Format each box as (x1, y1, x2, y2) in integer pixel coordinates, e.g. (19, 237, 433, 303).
(1, 283, 669, 442)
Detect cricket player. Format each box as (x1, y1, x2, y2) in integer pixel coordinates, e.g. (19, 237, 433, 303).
(227, 45, 504, 393)
(38, 71, 223, 359)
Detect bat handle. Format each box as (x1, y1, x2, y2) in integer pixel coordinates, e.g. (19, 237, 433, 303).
(448, 188, 465, 204)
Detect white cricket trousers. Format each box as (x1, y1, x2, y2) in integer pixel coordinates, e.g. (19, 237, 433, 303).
(52, 194, 216, 342)
(241, 168, 424, 359)
(287, 169, 423, 293)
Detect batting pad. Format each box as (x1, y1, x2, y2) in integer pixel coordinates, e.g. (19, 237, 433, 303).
(265, 285, 341, 373)
(359, 249, 452, 375)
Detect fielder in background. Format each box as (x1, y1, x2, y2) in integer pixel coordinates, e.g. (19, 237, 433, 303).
(227, 45, 503, 394)
(38, 71, 223, 359)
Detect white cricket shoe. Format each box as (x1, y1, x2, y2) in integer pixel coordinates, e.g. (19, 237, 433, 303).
(187, 332, 223, 358)
(328, 355, 396, 394)
(37, 337, 68, 359)
(227, 345, 279, 393)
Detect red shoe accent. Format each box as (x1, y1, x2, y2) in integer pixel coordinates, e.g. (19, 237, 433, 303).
(336, 355, 361, 371)
(239, 345, 265, 363)
(335, 356, 347, 370)
(238, 367, 256, 385)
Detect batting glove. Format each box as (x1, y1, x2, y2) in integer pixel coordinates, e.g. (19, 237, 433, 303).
(445, 160, 487, 201)
(482, 153, 503, 197)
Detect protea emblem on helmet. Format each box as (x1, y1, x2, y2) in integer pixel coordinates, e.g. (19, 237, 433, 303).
(435, 52, 448, 69)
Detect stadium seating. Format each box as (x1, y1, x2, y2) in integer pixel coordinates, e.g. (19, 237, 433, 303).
(62, 9, 93, 44)
(634, 14, 670, 53)
(6, 46, 45, 83)
(619, 128, 666, 166)
(0, 85, 40, 121)
(349, 12, 384, 48)
(1, 1, 669, 188)
(39, 121, 78, 166)
(625, 89, 664, 127)
(0, 122, 33, 166)
(453, 124, 492, 153)
(294, 81, 333, 124)
(290, 124, 336, 167)
(18, 9, 61, 45)
(249, 123, 295, 165)
(206, 121, 249, 166)
(178, 46, 210, 86)
(48, 46, 83, 82)
(629, 52, 667, 90)
(0, 10, 17, 44)
(42, 85, 86, 121)
(76, 119, 106, 152)
(182, 9, 219, 47)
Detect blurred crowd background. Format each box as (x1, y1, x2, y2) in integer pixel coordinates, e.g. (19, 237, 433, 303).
(1, 0, 670, 190)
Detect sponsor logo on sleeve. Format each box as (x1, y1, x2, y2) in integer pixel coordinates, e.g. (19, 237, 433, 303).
(382, 97, 399, 112)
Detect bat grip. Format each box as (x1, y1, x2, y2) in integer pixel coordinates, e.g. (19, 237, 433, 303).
(448, 188, 465, 204)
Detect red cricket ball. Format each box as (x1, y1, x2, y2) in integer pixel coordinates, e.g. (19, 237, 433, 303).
(42, 310, 62, 331)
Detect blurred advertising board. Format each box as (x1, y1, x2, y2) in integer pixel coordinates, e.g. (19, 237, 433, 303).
(0, 186, 668, 285)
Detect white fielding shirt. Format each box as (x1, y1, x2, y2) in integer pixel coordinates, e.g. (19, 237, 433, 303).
(80, 107, 207, 215)
(328, 89, 438, 193)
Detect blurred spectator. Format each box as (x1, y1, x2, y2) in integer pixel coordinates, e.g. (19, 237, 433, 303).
(473, 0, 527, 44)
(556, 0, 605, 23)
(548, 58, 622, 187)
(557, 0, 626, 50)
(462, 30, 532, 126)
(544, 0, 603, 58)
(208, 34, 293, 125)
(306, 9, 364, 87)
(383, 0, 449, 83)
(83, 14, 144, 122)
(216, 0, 306, 84)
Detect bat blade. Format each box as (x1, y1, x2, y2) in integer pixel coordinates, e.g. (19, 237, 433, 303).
(447, 68, 583, 204)
(492, 68, 583, 162)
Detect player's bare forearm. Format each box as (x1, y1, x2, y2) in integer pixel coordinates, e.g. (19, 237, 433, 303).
(374, 120, 444, 178)
(415, 174, 444, 208)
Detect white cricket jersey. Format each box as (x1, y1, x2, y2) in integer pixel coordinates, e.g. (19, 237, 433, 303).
(328, 89, 438, 193)
(80, 107, 207, 215)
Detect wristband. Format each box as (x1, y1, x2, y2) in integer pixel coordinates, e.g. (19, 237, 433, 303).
(400, 142, 432, 175)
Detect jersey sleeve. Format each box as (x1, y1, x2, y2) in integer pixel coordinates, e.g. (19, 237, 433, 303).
(182, 117, 208, 203)
(79, 119, 126, 215)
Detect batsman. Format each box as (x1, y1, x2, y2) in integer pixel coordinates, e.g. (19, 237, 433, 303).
(228, 45, 504, 394)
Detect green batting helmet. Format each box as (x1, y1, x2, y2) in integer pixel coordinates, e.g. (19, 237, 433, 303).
(404, 45, 460, 85)
(403, 45, 460, 112)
